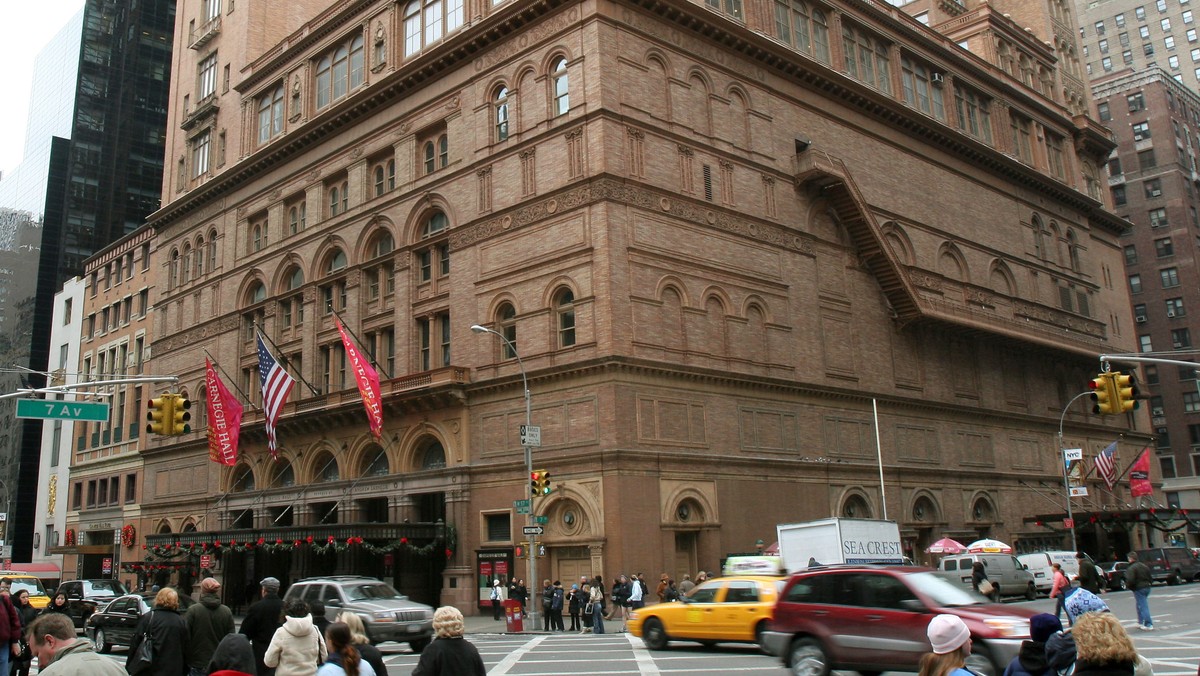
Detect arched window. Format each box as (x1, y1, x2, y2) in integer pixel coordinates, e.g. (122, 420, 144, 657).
(329, 186, 340, 216)
(424, 141, 436, 174)
(841, 23, 890, 93)
(272, 460, 295, 487)
(326, 248, 348, 273)
(1067, 230, 1081, 272)
(495, 86, 510, 141)
(232, 467, 255, 492)
(181, 243, 192, 283)
(361, 447, 390, 476)
(421, 440, 446, 470)
(252, 224, 264, 252)
(194, 235, 205, 278)
(555, 288, 576, 347)
(317, 453, 340, 482)
(207, 229, 217, 270)
(497, 302, 517, 359)
(249, 282, 266, 304)
(257, 84, 285, 143)
(287, 267, 304, 291)
(371, 231, 394, 258)
(552, 57, 569, 116)
(403, 0, 465, 57)
(316, 34, 365, 110)
(374, 166, 386, 196)
(169, 249, 179, 289)
(424, 211, 448, 238)
(438, 134, 448, 167)
(841, 494, 873, 519)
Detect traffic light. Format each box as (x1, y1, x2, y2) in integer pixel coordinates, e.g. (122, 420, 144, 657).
(530, 469, 551, 496)
(515, 542, 527, 558)
(147, 395, 175, 435)
(1089, 373, 1117, 415)
(1112, 372, 1139, 413)
(172, 395, 192, 435)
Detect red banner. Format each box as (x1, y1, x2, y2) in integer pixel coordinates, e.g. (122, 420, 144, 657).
(1129, 448, 1153, 497)
(205, 359, 244, 466)
(336, 318, 383, 438)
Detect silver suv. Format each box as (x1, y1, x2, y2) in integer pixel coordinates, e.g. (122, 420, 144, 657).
(283, 576, 433, 651)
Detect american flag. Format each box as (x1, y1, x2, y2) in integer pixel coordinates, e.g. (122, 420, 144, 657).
(257, 333, 295, 460)
(1095, 440, 1118, 490)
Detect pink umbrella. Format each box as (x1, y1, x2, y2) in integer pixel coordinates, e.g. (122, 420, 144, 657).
(925, 537, 966, 554)
(966, 538, 1013, 554)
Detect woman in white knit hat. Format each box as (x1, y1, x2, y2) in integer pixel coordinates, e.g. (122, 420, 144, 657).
(919, 614, 975, 676)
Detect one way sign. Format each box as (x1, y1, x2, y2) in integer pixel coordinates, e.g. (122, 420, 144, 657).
(522, 526, 544, 535)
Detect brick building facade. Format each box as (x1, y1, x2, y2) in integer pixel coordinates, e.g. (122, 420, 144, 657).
(137, 0, 1144, 611)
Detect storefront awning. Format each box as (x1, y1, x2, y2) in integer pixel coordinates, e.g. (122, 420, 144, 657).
(4, 562, 61, 580)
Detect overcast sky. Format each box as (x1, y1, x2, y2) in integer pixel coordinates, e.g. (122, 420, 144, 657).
(0, 1, 86, 175)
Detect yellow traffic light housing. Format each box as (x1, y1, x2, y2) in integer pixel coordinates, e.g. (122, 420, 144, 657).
(172, 395, 192, 435)
(1112, 373, 1138, 413)
(530, 469, 551, 496)
(1089, 373, 1117, 415)
(147, 395, 175, 435)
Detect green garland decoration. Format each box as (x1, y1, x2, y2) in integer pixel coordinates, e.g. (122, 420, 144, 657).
(145, 524, 459, 561)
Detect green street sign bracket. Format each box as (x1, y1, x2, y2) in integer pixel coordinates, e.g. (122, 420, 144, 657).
(16, 399, 110, 422)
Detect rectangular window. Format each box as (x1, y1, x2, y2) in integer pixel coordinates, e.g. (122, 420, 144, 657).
(1162, 17, 1172, 31)
(1010, 113, 1033, 162)
(1124, 49, 1135, 64)
(1161, 267, 1181, 287)
(1145, 178, 1163, 197)
(1046, 133, 1065, 179)
(1096, 20, 1106, 34)
(1190, 28, 1198, 41)
(1158, 0, 1167, 11)
(1136, 6, 1146, 20)
(192, 130, 211, 177)
(954, 85, 992, 143)
(1100, 38, 1110, 53)
(1174, 327, 1192, 348)
(1185, 390, 1200, 411)
(1125, 244, 1138, 264)
(125, 474, 137, 503)
(1121, 31, 1131, 46)
(1128, 92, 1146, 111)
(1098, 102, 1111, 120)
(1102, 56, 1114, 70)
(484, 513, 512, 542)
(1140, 334, 1154, 352)
(1130, 273, 1143, 293)
(198, 53, 218, 99)
(1150, 207, 1169, 227)
(1141, 24, 1153, 38)
(1117, 12, 1127, 27)
(1187, 10, 1195, 23)
(1113, 184, 1127, 205)
(1138, 148, 1156, 169)
(1167, 297, 1186, 315)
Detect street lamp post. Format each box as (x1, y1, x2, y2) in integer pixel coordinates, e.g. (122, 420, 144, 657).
(1058, 391, 1092, 554)
(471, 324, 537, 629)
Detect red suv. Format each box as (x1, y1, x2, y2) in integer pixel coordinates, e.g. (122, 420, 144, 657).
(762, 565, 1038, 676)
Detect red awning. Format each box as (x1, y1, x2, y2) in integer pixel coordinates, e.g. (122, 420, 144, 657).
(4, 562, 62, 579)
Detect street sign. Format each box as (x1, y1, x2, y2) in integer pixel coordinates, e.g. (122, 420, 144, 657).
(535, 515, 548, 524)
(522, 526, 544, 535)
(16, 399, 110, 422)
(513, 499, 530, 515)
(1063, 448, 1083, 462)
(520, 424, 542, 447)
(1070, 486, 1088, 497)
(1063, 518, 1075, 528)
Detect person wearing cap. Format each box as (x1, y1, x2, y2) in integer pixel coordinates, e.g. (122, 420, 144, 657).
(1002, 613, 1061, 676)
(1074, 552, 1103, 595)
(411, 606, 485, 676)
(1062, 586, 1109, 626)
(919, 614, 973, 676)
(489, 580, 503, 621)
(185, 577, 235, 676)
(240, 577, 285, 676)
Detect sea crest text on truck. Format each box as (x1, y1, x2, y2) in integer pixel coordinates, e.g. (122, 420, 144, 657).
(843, 539, 903, 556)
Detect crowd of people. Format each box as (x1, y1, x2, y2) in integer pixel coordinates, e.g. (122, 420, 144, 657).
(498, 570, 709, 634)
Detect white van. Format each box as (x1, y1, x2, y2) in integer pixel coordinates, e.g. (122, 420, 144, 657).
(938, 553, 1038, 599)
(1017, 551, 1079, 595)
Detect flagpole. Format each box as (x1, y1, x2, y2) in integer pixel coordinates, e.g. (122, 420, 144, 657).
(254, 324, 322, 397)
(332, 310, 393, 379)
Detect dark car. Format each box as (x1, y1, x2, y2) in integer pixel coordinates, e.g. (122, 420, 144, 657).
(56, 579, 129, 629)
(1133, 547, 1200, 584)
(283, 575, 433, 651)
(86, 591, 194, 653)
(762, 565, 1038, 676)
(1097, 561, 1129, 591)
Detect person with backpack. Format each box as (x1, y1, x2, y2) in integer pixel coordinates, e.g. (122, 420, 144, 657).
(548, 581, 565, 631)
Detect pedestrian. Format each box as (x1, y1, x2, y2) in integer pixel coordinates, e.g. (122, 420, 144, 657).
(549, 581, 565, 632)
(636, 574, 649, 605)
(579, 584, 593, 633)
(971, 561, 997, 602)
(1071, 611, 1140, 675)
(310, 600, 331, 638)
(410, 607, 484, 676)
(540, 580, 553, 631)
(10, 589, 37, 676)
(24, 612, 125, 675)
(514, 579, 528, 618)
(1062, 586, 1109, 626)
(316, 622, 375, 676)
(567, 584, 583, 632)
(240, 577, 285, 676)
(610, 575, 631, 627)
(1049, 563, 1070, 624)
(695, 571, 708, 586)
(1001, 613, 1060, 676)
(489, 580, 503, 621)
(335, 612, 387, 676)
(206, 632, 257, 675)
(185, 577, 235, 676)
(655, 574, 669, 604)
(678, 574, 694, 595)
(664, 579, 680, 602)
(265, 599, 327, 676)
(0, 579, 21, 676)
(589, 579, 605, 634)
(1125, 551, 1154, 631)
(1074, 553, 1103, 595)
(627, 574, 644, 613)
(126, 586, 190, 676)
(39, 594, 70, 618)
(918, 614, 974, 676)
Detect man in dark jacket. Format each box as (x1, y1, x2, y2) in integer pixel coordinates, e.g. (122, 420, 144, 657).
(239, 577, 284, 676)
(1126, 551, 1154, 630)
(0, 578, 24, 675)
(185, 578, 235, 676)
(1074, 552, 1103, 594)
(1001, 613, 1060, 676)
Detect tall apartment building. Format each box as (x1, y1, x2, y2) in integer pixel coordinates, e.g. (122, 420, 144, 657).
(4, 0, 176, 564)
(1093, 67, 1200, 515)
(140, 0, 1148, 611)
(1078, 0, 1200, 92)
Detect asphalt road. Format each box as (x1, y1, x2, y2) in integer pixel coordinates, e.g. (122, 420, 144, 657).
(55, 583, 1200, 675)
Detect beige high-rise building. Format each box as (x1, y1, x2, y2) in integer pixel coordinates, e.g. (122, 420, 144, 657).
(138, 0, 1148, 615)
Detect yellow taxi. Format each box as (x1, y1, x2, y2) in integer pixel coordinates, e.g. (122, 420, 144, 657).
(627, 575, 784, 650)
(3, 573, 50, 608)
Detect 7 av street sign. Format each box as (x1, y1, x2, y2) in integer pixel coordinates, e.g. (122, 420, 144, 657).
(16, 399, 110, 422)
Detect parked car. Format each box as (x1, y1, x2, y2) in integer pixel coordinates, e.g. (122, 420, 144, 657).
(86, 591, 194, 653)
(938, 553, 1038, 600)
(762, 565, 1038, 676)
(1016, 551, 1078, 596)
(2, 572, 51, 609)
(283, 575, 433, 652)
(627, 575, 784, 650)
(1133, 546, 1200, 584)
(1097, 561, 1129, 591)
(57, 579, 129, 629)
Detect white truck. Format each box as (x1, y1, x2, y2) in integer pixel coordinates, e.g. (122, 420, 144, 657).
(776, 518, 905, 573)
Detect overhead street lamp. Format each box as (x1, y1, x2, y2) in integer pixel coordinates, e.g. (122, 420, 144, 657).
(471, 323, 538, 628)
